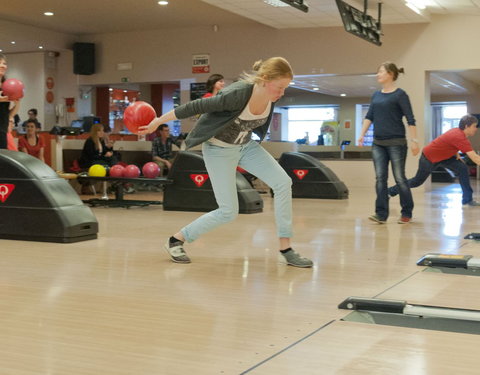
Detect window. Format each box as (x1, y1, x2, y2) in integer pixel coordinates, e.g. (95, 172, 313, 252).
(442, 104, 467, 134)
(356, 104, 373, 146)
(287, 106, 338, 143)
(431, 102, 467, 139)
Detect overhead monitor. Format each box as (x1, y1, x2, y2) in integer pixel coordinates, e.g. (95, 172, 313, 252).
(335, 0, 382, 46)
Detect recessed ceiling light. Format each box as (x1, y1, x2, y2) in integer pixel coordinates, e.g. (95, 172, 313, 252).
(38, 46, 44, 49)
(44, 11, 54, 16)
(340, 93, 347, 97)
(264, 0, 289, 7)
(405, 2, 421, 14)
(406, 0, 426, 10)
(158, 1, 168, 5)
(10, 41, 15, 45)
(313, 87, 319, 91)
(0, 49, 3, 52)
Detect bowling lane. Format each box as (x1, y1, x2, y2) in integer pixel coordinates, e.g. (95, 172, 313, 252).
(243, 320, 480, 374)
(377, 271, 480, 310)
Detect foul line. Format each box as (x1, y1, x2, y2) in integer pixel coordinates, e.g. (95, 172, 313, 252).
(239, 319, 336, 374)
(372, 270, 420, 298)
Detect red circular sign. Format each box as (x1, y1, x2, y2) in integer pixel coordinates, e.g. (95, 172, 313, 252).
(46, 77, 54, 89)
(46, 91, 54, 103)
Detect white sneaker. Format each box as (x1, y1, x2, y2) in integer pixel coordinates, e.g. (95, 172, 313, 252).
(164, 239, 191, 263)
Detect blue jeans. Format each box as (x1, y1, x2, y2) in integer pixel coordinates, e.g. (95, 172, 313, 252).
(389, 154, 473, 205)
(181, 140, 293, 242)
(372, 143, 413, 220)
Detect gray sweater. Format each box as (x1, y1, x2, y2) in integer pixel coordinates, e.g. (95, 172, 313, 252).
(174, 80, 275, 149)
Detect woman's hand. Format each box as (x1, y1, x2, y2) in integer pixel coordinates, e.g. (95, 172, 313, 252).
(357, 136, 364, 146)
(0, 95, 9, 102)
(138, 118, 161, 135)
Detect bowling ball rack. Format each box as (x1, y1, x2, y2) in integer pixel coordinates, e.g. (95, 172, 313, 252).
(78, 176, 173, 208)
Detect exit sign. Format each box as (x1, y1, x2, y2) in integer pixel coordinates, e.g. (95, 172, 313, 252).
(192, 54, 210, 74)
(121, 77, 129, 83)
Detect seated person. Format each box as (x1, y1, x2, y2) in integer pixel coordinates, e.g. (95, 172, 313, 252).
(18, 119, 45, 161)
(152, 124, 181, 176)
(21, 108, 41, 130)
(79, 123, 117, 168)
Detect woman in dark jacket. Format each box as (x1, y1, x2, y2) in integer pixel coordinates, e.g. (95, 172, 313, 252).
(358, 62, 420, 224)
(79, 123, 117, 168)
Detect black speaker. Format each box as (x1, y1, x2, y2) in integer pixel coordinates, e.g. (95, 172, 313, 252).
(73, 42, 95, 75)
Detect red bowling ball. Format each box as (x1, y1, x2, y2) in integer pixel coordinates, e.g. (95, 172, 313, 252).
(124, 164, 141, 178)
(123, 101, 156, 134)
(2, 78, 25, 100)
(142, 162, 160, 178)
(109, 164, 125, 178)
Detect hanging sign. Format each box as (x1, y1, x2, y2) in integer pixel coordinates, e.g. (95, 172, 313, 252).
(192, 54, 210, 74)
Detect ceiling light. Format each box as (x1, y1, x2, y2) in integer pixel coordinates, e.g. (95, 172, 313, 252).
(44, 11, 54, 16)
(10, 41, 15, 45)
(405, 2, 420, 14)
(158, 1, 169, 5)
(0, 49, 3, 52)
(340, 93, 346, 97)
(406, 0, 426, 10)
(264, 0, 289, 7)
(38, 46, 44, 49)
(405, 1, 424, 14)
(313, 87, 319, 91)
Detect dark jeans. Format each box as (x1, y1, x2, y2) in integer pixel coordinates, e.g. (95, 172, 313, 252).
(389, 154, 473, 205)
(372, 143, 413, 220)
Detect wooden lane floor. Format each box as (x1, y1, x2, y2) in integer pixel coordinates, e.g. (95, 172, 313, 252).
(0, 183, 479, 374)
(242, 320, 480, 374)
(376, 270, 480, 311)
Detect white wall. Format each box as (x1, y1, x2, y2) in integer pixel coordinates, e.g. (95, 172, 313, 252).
(5, 52, 45, 127)
(7, 13, 480, 178)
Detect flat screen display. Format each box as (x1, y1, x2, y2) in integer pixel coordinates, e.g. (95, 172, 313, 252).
(335, 0, 382, 46)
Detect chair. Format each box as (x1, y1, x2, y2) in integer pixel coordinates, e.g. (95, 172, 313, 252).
(69, 159, 82, 173)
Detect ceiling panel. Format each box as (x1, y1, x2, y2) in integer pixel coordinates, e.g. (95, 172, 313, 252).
(1, 0, 480, 54)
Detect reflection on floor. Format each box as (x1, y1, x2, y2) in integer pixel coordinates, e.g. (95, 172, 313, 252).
(1, 181, 479, 374)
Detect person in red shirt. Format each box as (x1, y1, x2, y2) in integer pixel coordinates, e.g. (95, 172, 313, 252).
(18, 119, 45, 162)
(388, 114, 480, 206)
(202, 74, 225, 98)
(7, 117, 18, 151)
